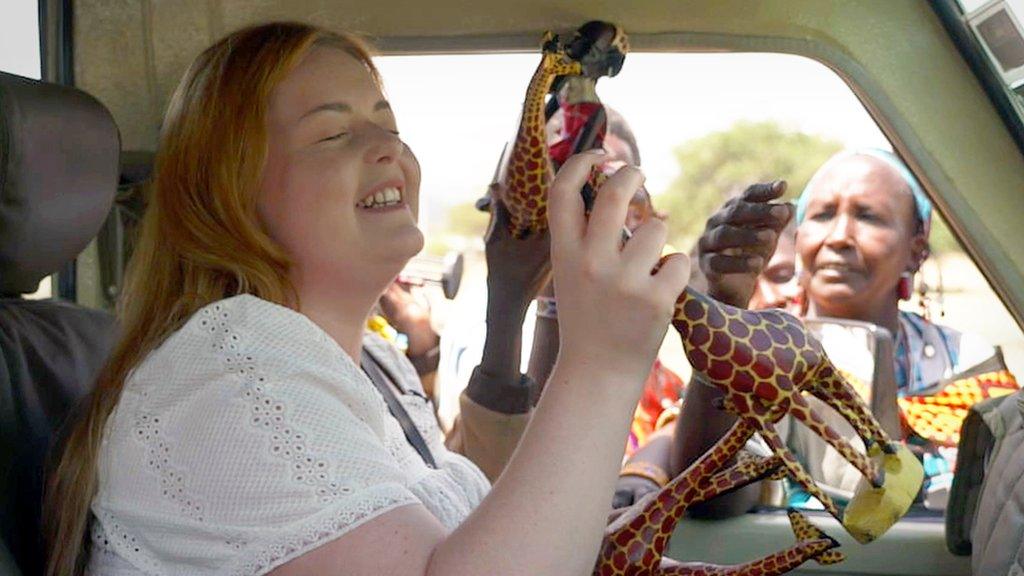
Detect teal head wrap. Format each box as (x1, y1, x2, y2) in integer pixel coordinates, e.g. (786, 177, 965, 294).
(795, 148, 932, 236)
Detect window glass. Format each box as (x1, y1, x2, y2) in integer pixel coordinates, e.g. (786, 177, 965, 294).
(376, 52, 1024, 385)
(958, 0, 995, 13)
(24, 277, 52, 300)
(0, 1, 41, 79)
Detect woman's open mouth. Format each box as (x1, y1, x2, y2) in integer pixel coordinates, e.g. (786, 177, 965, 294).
(357, 186, 404, 210)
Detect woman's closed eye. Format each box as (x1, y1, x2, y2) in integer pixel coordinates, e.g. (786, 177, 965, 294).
(318, 131, 349, 143)
(764, 265, 795, 284)
(317, 125, 399, 144)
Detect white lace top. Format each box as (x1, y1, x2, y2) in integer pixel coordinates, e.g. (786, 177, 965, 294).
(87, 295, 490, 575)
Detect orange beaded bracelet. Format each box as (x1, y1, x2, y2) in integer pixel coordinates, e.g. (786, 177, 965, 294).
(619, 461, 670, 487)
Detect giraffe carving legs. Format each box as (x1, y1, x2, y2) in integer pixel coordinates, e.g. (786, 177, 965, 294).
(656, 535, 838, 576)
(748, 418, 843, 519)
(785, 391, 884, 487)
(596, 420, 843, 575)
(807, 365, 897, 454)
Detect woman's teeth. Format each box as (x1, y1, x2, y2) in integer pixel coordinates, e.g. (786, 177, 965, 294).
(358, 187, 403, 208)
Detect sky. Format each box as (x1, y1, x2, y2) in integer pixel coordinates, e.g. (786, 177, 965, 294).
(375, 52, 889, 232)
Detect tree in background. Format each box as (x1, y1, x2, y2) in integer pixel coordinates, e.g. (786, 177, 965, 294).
(655, 121, 841, 246)
(442, 200, 489, 239)
(428, 199, 489, 255)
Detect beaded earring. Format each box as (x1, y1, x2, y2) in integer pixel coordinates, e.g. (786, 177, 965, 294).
(897, 271, 914, 301)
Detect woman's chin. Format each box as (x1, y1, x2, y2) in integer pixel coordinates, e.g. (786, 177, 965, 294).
(395, 226, 426, 259)
(371, 225, 425, 265)
(809, 279, 862, 308)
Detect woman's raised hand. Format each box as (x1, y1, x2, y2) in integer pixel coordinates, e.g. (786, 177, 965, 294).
(548, 151, 690, 386)
(698, 181, 793, 307)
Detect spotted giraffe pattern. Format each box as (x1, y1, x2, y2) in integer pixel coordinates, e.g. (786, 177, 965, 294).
(500, 23, 628, 237)
(590, 286, 905, 575)
(595, 444, 839, 576)
(499, 33, 582, 238)
(673, 288, 896, 501)
(786, 509, 845, 565)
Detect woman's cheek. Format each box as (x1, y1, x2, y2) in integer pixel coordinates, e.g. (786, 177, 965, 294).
(795, 231, 820, 273)
(404, 151, 422, 219)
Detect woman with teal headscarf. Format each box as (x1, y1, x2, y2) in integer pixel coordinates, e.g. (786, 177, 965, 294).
(780, 148, 995, 507)
(664, 148, 996, 515)
(793, 148, 992, 392)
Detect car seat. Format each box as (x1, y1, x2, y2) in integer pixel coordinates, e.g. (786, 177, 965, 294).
(0, 70, 120, 575)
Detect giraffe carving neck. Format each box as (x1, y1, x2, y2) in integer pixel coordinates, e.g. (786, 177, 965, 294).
(515, 56, 561, 146)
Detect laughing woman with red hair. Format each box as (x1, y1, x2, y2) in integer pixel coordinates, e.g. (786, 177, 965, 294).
(45, 22, 689, 576)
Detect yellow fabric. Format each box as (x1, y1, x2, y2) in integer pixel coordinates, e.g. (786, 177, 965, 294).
(447, 391, 532, 482)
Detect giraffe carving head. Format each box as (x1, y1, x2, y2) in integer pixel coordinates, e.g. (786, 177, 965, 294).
(565, 21, 629, 79)
(539, 31, 585, 77)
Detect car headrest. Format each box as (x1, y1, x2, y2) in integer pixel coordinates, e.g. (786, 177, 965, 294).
(0, 72, 119, 296)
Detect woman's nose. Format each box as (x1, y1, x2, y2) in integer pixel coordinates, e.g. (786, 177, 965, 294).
(823, 213, 855, 247)
(363, 127, 404, 164)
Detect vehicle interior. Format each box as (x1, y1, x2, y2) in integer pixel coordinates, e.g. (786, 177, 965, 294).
(4, 0, 1024, 575)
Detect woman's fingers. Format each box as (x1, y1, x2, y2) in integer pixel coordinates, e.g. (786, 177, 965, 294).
(622, 217, 669, 278)
(704, 181, 791, 231)
(699, 224, 776, 253)
(548, 150, 604, 256)
(741, 180, 788, 203)
(483, 193, 511, 242)
(707, 200, 792, 229)
(653, 252, 691, 302)
(611, 477, 661, 511)
(586, 165, 645, 253)
(697, 180, 792, 269)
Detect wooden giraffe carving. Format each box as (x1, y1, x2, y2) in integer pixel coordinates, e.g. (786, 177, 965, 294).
(499, 23, 923, 576)
(498, 21, 628, 238)
(590, 288, 924, 576)
(670, 289, 902, 520)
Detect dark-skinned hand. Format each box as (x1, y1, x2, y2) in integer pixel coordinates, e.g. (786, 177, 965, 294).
(482, 182, 553, 306)
(698, 180, 793, 307)
(611, 475, 661, 511)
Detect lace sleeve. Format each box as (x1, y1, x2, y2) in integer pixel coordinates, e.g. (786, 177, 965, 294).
(90, 296, 421, 576)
